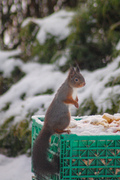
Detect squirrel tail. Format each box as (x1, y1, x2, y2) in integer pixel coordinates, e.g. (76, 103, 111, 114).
(32, 126, 59, 179)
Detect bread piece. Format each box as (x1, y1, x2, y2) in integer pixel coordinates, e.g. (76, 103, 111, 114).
(102, 113, 114, 124)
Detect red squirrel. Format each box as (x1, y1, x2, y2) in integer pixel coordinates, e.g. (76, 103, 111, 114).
(32, 66, 85, 179)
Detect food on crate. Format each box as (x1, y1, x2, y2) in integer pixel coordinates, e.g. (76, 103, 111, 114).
(67, 113, 120, 135)
(102, 113, 120, 123)
(102, 113, 114, 123)
(68, 117, 77, 128)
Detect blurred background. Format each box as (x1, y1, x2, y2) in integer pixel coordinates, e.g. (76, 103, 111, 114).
(1, 0, 120, 70)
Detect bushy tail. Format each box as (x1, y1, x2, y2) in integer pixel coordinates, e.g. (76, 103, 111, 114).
(32, 126, 59, 180)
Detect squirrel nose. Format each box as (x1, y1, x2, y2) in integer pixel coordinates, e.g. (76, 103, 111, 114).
(82, 82, 85, 86)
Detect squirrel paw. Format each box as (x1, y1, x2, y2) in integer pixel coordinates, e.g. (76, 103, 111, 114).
(55, 129, 71, 134)
(75, 102, 79, 108)
(76, 96, 78, 102)
(65, 129, 71, 134)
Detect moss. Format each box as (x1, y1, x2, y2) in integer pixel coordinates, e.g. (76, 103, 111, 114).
(40, 103, 46, 112)
(1, 102, 11, 111)
(0, 76, 11, 95)
(20, 93, 26, 100)
(0, 119, 31, 157)
(20, 21, 39, 62)
(100, 93, 120, 114)
(117, 61, 120, 69)
(0, 66, 25, 95)
(11, 66, 25, 83)
(105, 104, 120, 114)
(0, 116, 14, 131)
(33, 36, 57, 63)
(76, 96, 98, 116)
(41, 104, 45, 109)
(105, 76, 120, 87)
(0, 71, 3, 75)
(31, 34, 67, 64)
(112, 49, 120, 59)
(26, 109, 39, 119)
(35, 88, 54, 96)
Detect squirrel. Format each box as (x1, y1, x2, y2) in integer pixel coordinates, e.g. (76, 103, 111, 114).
(32, 65, 85, 180)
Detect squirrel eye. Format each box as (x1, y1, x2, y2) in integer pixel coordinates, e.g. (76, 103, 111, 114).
(75, 78, 78, 82)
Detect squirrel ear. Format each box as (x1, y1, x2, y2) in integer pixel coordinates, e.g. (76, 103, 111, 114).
(75, 62, 80, 72)
(69, 66, 75, 78)
(76, 66, 80, 73)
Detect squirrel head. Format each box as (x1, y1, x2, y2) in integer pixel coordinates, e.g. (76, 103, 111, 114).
(68, 66, 85, 88)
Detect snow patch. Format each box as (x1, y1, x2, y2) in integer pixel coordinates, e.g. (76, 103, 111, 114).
(22, 10, 74, 44)
(0, 154, 32, 180)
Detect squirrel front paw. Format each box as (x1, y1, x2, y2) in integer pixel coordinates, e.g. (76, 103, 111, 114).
(76, 96, 78, 102)
(75, 102, 79, 108)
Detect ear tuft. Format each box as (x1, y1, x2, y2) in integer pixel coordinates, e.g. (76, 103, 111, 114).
(69, 66, 75, 78)
(76, 64, 80, 73)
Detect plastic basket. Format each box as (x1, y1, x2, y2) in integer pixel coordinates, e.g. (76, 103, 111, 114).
(31, 116, 120, 180)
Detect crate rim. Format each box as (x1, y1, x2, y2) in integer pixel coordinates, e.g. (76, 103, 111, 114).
(60, 133, 120, 140)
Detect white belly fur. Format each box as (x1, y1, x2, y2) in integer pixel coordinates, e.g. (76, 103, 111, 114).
(68, 88, 77, 110)
(72, 88, 77, 100)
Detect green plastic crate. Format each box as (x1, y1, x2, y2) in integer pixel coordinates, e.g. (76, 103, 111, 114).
(32, 176, 36, 180)
(31, 116, 120, 180)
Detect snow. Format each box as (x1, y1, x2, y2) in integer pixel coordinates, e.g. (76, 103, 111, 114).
(0, 154, 32, 180)
(78, 56, 120, 112)
(0, 59, 66, 124)
(0, 49, 21, 77)
(22, 10, 74, 44)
